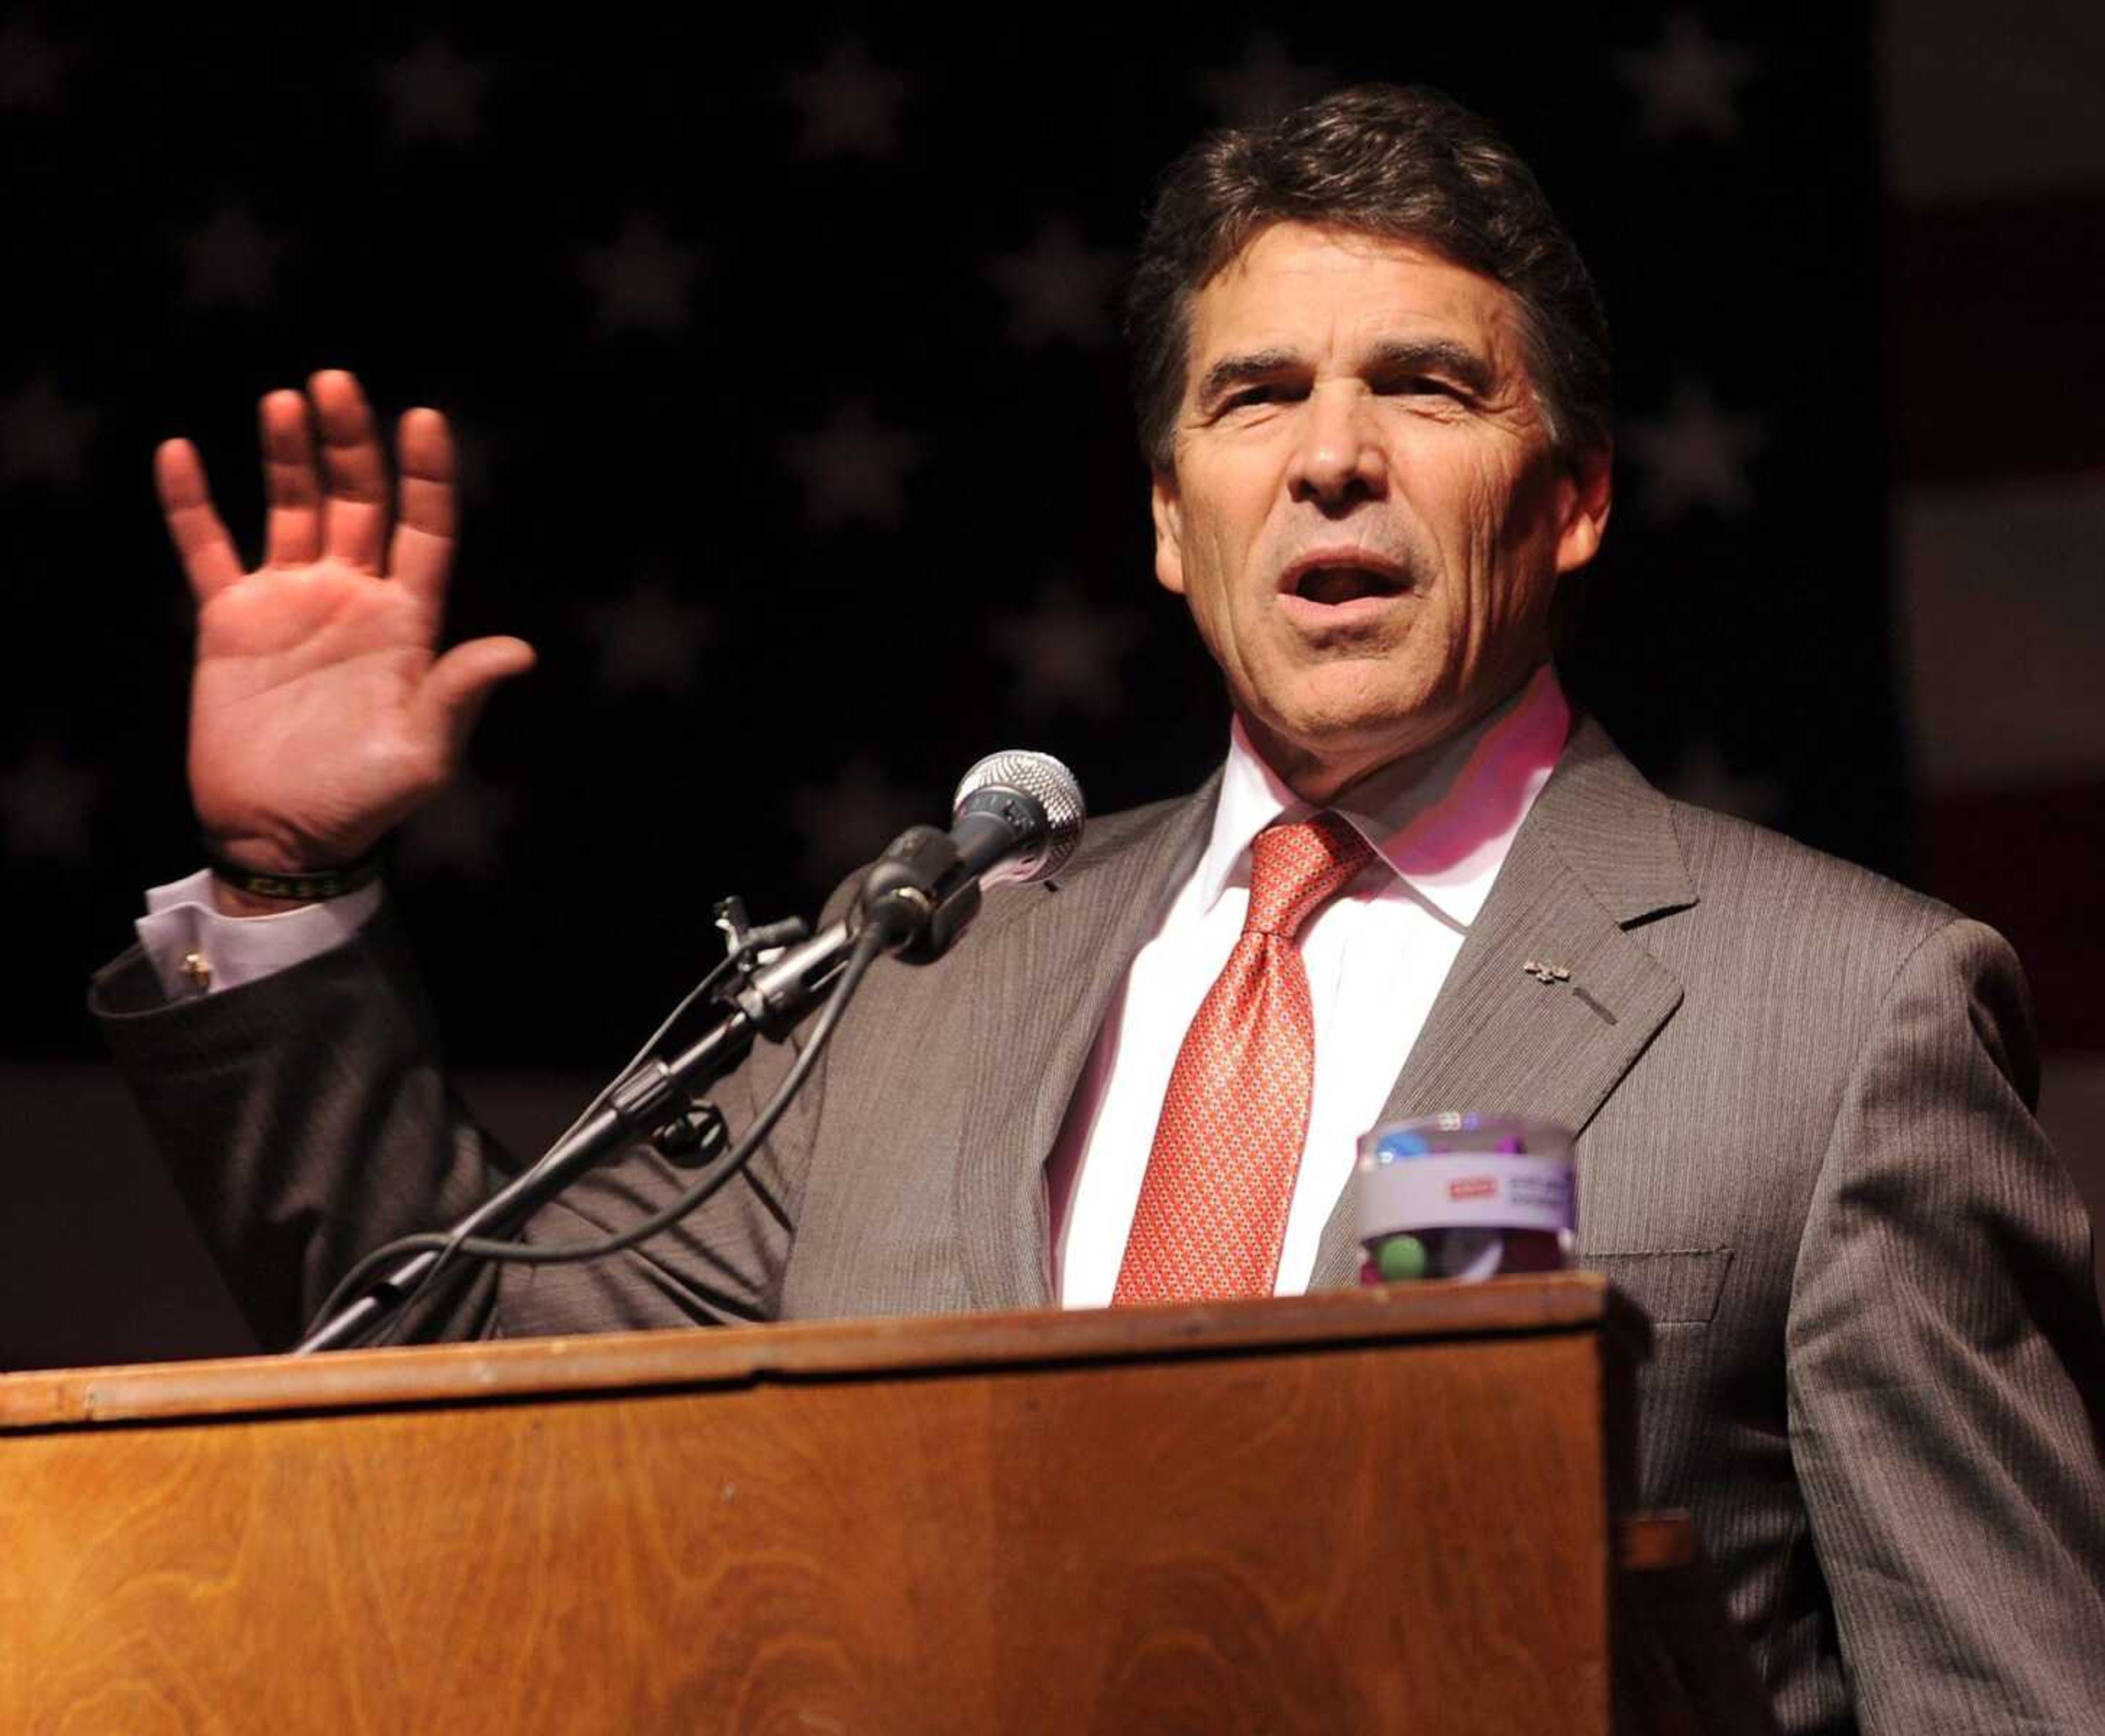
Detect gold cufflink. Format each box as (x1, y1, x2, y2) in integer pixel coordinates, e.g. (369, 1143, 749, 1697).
(180, 950, 212, 992)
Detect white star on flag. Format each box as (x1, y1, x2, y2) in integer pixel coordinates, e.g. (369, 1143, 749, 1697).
(0, 375, 98, 492)
(376, 37, 492, 149)
(178, 201, 290, 313)
(399, 773, 520, 881)
(581, 566, 714, 698)
(783, 36, 918, 161)
(987, 217, 1124, 350)
(1196, 32, 1333, 124)
(1613, 10, 1760, 140)
(786, 754, 923, 878)
(579, 212, 706, 339)
(0, 747, 98, 861)
(990, 580, 1144, 718)
(784, 401, 924, 531)
(1624, 379, 1764, 521)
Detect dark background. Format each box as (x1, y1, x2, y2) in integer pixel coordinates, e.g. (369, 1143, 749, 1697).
(3, 4, 2097, 1366)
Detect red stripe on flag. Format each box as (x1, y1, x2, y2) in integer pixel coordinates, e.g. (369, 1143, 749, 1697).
(1890, 189, 2105, 487)
(1917, 782, 2105, 1051)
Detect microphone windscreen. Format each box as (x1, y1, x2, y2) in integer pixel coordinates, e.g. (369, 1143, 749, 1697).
(951, 750, 1086, 884)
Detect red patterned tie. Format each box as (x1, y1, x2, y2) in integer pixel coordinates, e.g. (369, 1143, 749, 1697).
(1112, 811, 1376, 1304)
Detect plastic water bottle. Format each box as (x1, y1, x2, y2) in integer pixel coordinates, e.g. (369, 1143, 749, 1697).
(1355, 1113, 1575, 1284)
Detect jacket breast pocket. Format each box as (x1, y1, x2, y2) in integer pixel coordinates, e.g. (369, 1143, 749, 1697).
(1583, 1248, 1733, 1326)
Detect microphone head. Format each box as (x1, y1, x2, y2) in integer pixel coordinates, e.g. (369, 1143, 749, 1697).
(952, 749, 1086, 886)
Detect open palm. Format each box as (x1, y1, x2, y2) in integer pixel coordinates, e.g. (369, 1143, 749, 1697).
(159, 372, 534, 875)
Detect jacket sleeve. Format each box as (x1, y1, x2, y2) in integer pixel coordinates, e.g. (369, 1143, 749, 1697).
(1785, 915, 2105, 1732)
(90, 904, 815, 1350)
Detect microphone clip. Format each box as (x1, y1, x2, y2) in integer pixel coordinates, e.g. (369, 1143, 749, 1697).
(712, 896, 810, 972)
(857, 824, 982, 963)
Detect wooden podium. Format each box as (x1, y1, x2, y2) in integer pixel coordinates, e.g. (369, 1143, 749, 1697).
(1, 1274, 1773, 1734)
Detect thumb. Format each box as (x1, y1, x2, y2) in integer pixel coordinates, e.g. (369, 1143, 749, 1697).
(418, 635, 537, 757)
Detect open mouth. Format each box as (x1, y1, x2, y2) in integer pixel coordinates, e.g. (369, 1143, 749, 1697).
(1284, 559, 1410, 606)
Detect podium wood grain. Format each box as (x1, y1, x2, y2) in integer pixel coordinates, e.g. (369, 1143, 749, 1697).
(2, 1278, 1635, 1735)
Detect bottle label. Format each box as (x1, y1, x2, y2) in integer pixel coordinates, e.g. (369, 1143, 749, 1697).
(1357, 1153, 1575, 1238)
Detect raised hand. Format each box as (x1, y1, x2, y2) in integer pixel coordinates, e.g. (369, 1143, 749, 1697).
(157, 371, 535, 895)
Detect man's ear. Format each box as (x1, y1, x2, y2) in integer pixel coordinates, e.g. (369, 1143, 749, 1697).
(1150, 465, 1187, 596)
(1552, 440, 1613, 577)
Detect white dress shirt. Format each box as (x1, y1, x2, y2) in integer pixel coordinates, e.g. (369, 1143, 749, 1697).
(136, 870, 383, 1000)
(136, 668, 1572, 1307)
(1048, 665, 1571, 1305)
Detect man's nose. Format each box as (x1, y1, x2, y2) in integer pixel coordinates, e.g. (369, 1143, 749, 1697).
(1286, 384, 1386, 506)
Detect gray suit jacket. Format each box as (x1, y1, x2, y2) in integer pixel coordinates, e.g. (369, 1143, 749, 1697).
(96, 721, 2105, 1734)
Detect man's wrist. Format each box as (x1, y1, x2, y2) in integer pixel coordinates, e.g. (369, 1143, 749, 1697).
(139, 869, 387, 997)
(203, 842, 388, 913)
(208, 876, 317, 918)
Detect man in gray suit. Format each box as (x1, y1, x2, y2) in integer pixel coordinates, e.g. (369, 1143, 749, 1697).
(98, 87, 2104, 1733)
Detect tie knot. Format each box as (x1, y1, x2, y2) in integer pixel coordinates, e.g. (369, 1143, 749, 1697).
(1244, 812, 1374, 941)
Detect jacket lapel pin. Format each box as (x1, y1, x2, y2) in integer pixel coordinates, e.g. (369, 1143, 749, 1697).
(1522, 958, 1572, 985)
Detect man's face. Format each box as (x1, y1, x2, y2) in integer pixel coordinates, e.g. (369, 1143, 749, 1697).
(1152, 221, 1610, 799)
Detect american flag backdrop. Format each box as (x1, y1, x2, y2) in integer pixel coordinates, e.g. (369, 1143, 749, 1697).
(0, 4, 2096, 1366)
(1882, 2, 2105, 1255)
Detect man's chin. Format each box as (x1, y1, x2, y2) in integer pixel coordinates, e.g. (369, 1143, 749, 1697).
(1239, 697, 1453, 801)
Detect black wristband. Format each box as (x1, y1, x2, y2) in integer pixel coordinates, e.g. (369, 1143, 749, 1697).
(203, 846, 385, 903)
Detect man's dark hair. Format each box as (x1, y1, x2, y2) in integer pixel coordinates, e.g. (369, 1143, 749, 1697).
(1127, 84, 1612, 473)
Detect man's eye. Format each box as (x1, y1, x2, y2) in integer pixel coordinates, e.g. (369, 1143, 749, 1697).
(1219, 382, 1305, 412)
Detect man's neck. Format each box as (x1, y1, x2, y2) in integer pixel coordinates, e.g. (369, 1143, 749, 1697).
(1238, 665, 1554, 807)
(1199, 663, 1571, 939)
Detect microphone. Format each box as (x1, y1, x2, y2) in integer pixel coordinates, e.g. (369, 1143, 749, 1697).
(947, 749, 1086, 887)
(858, 750, 1085, 961)
(734, 752, 1085, 1038)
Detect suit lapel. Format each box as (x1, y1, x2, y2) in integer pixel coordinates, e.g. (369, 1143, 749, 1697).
(953, 779, 1219, 1311)
(1309, 721, 1699, 1288)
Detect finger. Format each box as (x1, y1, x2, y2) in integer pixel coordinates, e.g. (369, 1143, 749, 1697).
(259, 389, 323, 567)
(154, 439, 246, 600)
(389, 407, 457, 605)
(309, 369, 390, 573)
(417, 636, 537, 756)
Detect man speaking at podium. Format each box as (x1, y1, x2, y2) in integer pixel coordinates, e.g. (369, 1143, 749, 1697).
(92, 87, 2104, 1732)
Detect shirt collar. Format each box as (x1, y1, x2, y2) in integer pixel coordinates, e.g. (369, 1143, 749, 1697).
(1196, 664, 1573, 930)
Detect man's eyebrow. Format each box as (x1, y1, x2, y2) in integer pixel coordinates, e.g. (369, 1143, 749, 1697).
(1193, 348, 1305, 406)
(1366, 336, 1496, 394)
(1193, 337, 1499, 408)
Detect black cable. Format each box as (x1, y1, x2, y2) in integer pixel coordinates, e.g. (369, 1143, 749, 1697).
(305, 1231, 450, 1342)
(542, 942, 758, 1153)
(299, 922, 883, 1346)
(445, 923, 882, 1268)
(304, 938, 764, 1342)
(352, 944, 759, 1345)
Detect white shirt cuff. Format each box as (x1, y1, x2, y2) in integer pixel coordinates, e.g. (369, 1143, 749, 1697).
(136, 869, 385, 1001)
